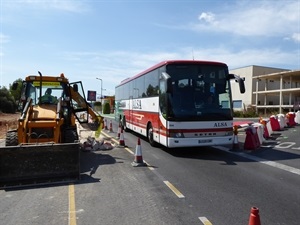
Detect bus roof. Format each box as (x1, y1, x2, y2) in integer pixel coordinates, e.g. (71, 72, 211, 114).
(118, 60, 227, 86)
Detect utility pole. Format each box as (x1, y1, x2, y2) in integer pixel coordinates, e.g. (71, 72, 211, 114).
(96, 78, 103, 112)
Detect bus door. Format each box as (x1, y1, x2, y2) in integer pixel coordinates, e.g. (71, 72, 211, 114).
(158, 72, 171, 146)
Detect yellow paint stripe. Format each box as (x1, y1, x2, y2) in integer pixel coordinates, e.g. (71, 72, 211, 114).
(199, 217, 213, 225)
(69, 184, 77, 225)
(145, 162, 155, 171)
(103, 131, 184, 197)
(163, 181, 185, 198)
(124, 147, 134, 155)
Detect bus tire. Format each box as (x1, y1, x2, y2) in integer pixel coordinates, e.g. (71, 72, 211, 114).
(147, 123, 157, 147)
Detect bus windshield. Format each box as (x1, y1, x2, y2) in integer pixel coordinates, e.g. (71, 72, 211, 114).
(163, 64, 232, 121)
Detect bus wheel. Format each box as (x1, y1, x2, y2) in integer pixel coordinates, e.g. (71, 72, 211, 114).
(147, 123, 157, 147)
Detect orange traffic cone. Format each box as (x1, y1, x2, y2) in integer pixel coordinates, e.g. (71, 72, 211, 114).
(104, 119, 108, 130)
(119, 128, 125, 147)
(117, 123, 121, 139)
(248, 207, 261, 225)
(132, 138, 147, 167)
(231, 125, 240, 151)
(261, 119, 270, 139)
(109, 120, 114, 133)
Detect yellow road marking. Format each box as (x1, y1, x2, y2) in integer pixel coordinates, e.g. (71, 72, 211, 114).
(102, 131, 183, 198)
(124, 147, 134, 154)
(199, 217, 213, 225)
(145, 161, 155, 170)
(163, 181, 185, 198)
(101, 130, 213, 223)
(69, 184, 77, 225)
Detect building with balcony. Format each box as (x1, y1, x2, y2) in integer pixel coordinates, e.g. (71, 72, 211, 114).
(230, 66, 300, 115)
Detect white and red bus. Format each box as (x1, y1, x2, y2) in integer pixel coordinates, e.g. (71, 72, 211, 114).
(115, 60, 245, 148)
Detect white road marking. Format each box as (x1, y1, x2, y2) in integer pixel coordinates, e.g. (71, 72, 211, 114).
(215, 146, 300, 176)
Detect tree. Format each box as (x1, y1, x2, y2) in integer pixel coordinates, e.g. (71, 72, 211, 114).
(103, 102, 111, 114)
(0, 87, 17, 113)
(0, 78, 22, 113)
(9, 78, 22, 102)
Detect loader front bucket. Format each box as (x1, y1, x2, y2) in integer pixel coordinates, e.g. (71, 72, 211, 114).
(0, 143, 80, 188)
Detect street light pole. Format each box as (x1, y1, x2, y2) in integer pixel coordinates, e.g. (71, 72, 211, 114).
(96, 78, 103, 100)
(96, 78, 103, 112)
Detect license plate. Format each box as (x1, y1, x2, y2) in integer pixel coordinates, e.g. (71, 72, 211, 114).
(198, 139, 212, 143)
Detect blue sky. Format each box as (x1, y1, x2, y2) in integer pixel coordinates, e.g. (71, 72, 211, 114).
(1, 0, 300, 97)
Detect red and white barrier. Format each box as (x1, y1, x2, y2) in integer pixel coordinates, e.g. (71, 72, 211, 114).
(252, 123, 265, 145)
(266, 120, 273, 137)
(269, 115, 280, 131)
(244, 125, 261, 150)
(277, 113, 287, 130)
(286, 112, 296, 127)
(295, 111, 300, 124)
(259, 118, 272, 139)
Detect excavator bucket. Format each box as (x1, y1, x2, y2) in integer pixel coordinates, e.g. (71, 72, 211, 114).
(0, 143, 80, 188)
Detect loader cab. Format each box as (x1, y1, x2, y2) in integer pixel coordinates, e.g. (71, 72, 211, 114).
(18, 81, 65, 106)
(39, 88, 59, 104)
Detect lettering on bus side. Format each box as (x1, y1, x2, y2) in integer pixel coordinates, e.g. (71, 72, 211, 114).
(214, 122, 227, 127)
(133, 99, 142, 109)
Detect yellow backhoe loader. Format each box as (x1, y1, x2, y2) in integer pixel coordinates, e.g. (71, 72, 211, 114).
(0, 72, 103, 188)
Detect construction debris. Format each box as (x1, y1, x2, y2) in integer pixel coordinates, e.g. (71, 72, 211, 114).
(80, 136, 114, 151)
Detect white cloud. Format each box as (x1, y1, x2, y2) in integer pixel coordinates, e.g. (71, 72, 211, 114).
(1, 46, 298, 93)
(0, 34, 10, 58)
(0, 33, 10, 44)
(177, 46, 297, 70)
(198, 12, 218, 26)
(58, 46, 298, 93)
(291, 33, 300, 43)
(194, 1, 300, 38)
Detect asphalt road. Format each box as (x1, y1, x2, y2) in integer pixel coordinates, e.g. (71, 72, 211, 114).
(0, 118, 299, 225)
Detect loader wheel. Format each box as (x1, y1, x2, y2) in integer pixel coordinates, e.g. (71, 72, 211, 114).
(5, 130, 18, 146)
(63, 129, 78, 143)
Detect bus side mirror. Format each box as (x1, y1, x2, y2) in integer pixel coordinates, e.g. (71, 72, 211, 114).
(238, 78, 245, 94)
(229, 74, 245, 94)
(161, 72, 172, 93)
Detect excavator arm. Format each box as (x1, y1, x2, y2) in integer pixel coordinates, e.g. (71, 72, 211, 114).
(69, 83, 104, 133)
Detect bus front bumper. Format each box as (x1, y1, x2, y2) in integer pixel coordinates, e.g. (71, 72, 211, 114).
(167, 136, 233, 148)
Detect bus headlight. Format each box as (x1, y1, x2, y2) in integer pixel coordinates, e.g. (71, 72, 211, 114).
(226, 131, 234, 136)
(169, 131, 185, 138)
